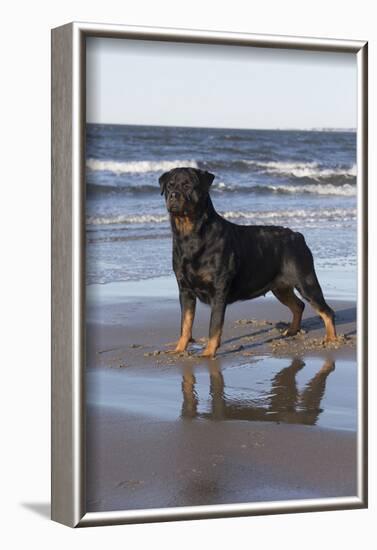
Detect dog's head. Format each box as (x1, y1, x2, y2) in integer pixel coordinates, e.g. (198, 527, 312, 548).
(159, 167, 215, 216)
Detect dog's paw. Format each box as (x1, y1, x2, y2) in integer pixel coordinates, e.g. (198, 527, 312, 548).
(166, 348, 188, 356)
(282, 328, 299, 337)
(322, 335, 340, 346)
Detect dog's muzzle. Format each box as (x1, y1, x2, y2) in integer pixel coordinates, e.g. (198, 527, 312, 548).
(167, 191, 183, 212)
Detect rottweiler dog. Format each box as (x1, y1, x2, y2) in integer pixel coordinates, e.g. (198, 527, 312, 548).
(159, 167, 337, 358)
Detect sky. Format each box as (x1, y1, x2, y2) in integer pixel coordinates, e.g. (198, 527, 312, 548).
(86, 37, 357, 130)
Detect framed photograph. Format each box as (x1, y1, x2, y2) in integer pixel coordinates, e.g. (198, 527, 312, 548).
(51, 22, 368, 527)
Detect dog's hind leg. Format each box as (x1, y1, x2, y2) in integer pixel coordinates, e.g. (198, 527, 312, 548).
(272, 287, 305, 336)
(295, 273, 337, 342)
(286, 232, 337, 342)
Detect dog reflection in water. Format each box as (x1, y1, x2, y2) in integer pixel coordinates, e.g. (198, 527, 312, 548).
(181, 358, 335, 426)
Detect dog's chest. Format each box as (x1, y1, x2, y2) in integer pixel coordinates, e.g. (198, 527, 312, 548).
(172, 229, 228, 303)
(184, 263, 213, 286)
(178, 259, 215, 303)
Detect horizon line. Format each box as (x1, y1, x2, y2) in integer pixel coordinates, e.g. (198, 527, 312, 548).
(86, 121, 356, 132)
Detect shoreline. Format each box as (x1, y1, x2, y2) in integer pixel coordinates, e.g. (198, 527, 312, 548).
(87, 269, 357, 305)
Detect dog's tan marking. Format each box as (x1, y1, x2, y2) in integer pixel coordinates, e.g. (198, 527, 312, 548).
(316, 309, 337, 342)
(173, 216, 194, 236)
(201, 331, 221, 358)
(174, 309, 195, 352)
(198, 270, 212, 284)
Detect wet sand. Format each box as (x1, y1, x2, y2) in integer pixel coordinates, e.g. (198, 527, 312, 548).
(86, 292, 357, 513)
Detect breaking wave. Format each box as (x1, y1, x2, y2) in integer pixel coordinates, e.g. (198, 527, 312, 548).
(254, 183, 356, 197)
(87, 180, 356, 197)
(87, 158, 355, 180)
(243, 160, 357, 180)
(87, 207, 356, 227)
(86, 158, 198, 174)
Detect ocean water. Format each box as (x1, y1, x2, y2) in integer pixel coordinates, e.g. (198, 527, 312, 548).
(86, 124, 357, 299)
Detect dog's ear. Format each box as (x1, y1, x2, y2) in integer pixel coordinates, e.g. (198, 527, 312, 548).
(159, 171, 170, 195)
(198, 169, 215, 188)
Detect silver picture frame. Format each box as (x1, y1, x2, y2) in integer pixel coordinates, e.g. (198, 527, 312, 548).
(51, 21, 368, 528)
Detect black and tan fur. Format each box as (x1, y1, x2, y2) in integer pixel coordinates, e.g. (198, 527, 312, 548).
(160, 167, 337, 358)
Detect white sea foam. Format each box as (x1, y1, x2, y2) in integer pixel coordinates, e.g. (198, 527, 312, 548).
(264, 183, 356, 196)
(87, 214, 169, 226)
(244, 160, 357, 180)
(223, 208, 356, 221)
(87, 208, 356, 226)
(212, 181, 356, 196)
(86, 158, 198, 174)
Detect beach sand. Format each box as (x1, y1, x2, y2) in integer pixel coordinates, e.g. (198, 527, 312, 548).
(86, 293, 357, 513)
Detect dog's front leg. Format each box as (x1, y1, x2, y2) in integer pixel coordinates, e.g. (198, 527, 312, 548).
(174, 289, 196, 353)
(201, 296, 227, 358)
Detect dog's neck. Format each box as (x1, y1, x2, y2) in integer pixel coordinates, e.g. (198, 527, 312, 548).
(170, 195, 217, 238)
